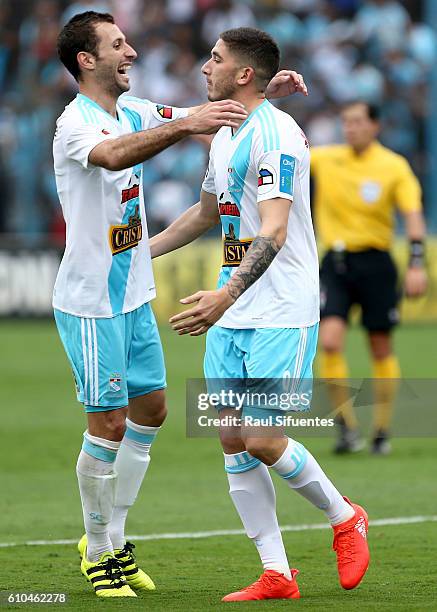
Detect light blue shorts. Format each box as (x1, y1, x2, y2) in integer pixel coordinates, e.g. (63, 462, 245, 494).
(204, 324, 319, 414)
(54, 302, 166, 412)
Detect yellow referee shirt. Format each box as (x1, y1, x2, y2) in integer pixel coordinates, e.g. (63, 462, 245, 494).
(311, 142, 422, 251)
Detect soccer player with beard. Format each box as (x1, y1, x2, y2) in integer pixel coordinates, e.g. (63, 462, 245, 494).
(151, 28, 370, 602)
(53, 12, 307, 598)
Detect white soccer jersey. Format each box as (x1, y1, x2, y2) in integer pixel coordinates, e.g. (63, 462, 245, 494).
(53, 94, 188, 318)
(202, 99, 319, 329)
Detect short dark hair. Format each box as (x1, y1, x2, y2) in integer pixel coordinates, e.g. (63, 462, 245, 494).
(57, 11, 115, 82)
(220, 27, 280, 92)
(343, 100, 381, 122)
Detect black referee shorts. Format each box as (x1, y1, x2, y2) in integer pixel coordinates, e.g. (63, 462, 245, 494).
(320, 249, 400, 332)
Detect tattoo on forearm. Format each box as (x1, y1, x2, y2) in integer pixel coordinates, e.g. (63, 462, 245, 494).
(226, 236, 280, 302)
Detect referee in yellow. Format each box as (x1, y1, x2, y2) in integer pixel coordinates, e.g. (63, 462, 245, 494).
(311, 101, 427, 454)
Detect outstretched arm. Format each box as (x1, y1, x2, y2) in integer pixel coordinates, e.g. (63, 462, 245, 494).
(88, 100, 247, 171)
(150, 190, 220, 258)
(170, 197, 291, 336)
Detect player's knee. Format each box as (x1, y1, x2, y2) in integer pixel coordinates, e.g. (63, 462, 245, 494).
(320, 318, 346, 353)
(368, 333, 392, 360)
(95, 411, 127, 441)
(243, 438, 275, 463)
(320, 332, 343, 354)
(220, 435, 246, 454)
(129, 390, 167, 426)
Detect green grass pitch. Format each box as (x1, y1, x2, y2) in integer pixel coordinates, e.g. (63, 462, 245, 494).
(0, 320, 436, 610)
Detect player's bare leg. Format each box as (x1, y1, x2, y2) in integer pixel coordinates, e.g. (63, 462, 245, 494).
(368, 331, 400, 454)
(320, 317, 364, 453)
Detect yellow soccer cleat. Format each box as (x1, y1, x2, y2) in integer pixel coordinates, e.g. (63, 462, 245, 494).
(79, 535, 155, 592)
(78, 537, 136, 598)
(114, 542, 156, 592)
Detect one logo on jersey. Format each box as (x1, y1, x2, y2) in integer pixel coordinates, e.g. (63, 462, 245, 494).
(223, 238, 253, 266)
(258, 163, 277, 196)
(360, 181, 381, 204)
(280, 154, 295, 196)
(227, 166, 241, 193)
(109, 374, 122, 392)
(219, 200, 240, 217)
(156, 104, 173, 119)
(102, 129, 110, 135)
(109, 205, 143, 255)
(122, 173, 140, 204)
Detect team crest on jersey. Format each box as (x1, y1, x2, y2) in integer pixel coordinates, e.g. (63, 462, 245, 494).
(109, 374, 122, 392)
(258, 163, 276, 195)
(156, 104, 173, 119)
(109, 205, 143, 255)
(360, 181, 381, 204)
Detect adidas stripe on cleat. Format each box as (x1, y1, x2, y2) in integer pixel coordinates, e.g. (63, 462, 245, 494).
(114, 542, 156, 591)
(78, 535, 155, 592)
(80, 551, 136, 597)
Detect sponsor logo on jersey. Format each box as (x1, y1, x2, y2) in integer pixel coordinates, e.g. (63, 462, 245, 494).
(109, 374, 122, 392)
(122, 173, 140, 204)
(223, 238, 253, 266)
(280, 154, 295, 196)
(102, 129, 111, 135)
(219, 201, 240, 217)
(109, 205, 143, 255)
(156, 104, 173, 119)
(258, 163, 277, 196)
(258, 167, 274, 187)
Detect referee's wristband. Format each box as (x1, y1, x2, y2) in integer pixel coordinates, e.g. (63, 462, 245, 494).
(409, 240, 425, 268)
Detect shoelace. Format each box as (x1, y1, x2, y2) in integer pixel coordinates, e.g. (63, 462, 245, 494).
(333, 528, 355, 564)
(103, 557, 124, 584)
(122, 541, 136, 560)
(243, 572, 283, 593)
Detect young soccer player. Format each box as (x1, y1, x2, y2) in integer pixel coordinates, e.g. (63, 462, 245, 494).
(151, 27, 370, 602)
(53, 11, 307, 598)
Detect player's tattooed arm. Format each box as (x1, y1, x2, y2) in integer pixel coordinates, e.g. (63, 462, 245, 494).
(169, 197, 291, 336)
(225, 236, 280, 302)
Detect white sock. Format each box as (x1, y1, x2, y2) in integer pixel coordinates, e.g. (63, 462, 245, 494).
(225, 452, 291, 579)
(76, 432, 120, 562)
(270, 438, 354, 526)
(109, 418, 159, 550)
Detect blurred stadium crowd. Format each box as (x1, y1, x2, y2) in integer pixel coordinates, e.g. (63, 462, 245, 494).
(0, 0, 435, 241)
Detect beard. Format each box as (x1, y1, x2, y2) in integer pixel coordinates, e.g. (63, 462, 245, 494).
(207, 73, 238, 102)
(95, 61, 129, 98)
